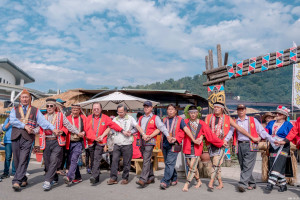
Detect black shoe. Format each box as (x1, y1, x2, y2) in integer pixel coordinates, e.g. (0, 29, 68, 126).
(1, 173, 9, 179)
(265, 184, 273, 191)
(278, 185, 287, 192)
(237, 186, 246, 192)
(90, 177, 99, 184)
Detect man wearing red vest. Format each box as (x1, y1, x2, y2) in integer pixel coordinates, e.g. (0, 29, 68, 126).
(37, 98, 82, 191)
(224, 104, 274, 192)
(160, 104, 201, 190)
(85, 102, 127, 184)
(63, 104, 86, 185)
(281, 117, 300, 148)
(136, 101, 172, 188)
(205, 102, 259, 190)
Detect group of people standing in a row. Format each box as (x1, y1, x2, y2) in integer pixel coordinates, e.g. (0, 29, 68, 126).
(1, 89, 300, 193)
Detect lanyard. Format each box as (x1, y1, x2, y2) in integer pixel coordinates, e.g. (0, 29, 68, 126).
(92, 116, 102, 137)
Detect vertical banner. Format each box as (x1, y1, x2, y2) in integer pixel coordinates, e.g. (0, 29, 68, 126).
(248, 57, 256, 74)
(276, 50, 283, 67)
(292, 63, 300, 109)
(235, 61, 243, 77)
(261, 54, 270, 71)
(226, 64, 235, 79)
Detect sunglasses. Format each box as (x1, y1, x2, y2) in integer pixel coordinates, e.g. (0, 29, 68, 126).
(46, 105, 54, 108)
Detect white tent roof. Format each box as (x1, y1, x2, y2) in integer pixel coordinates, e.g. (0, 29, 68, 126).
(78, 91, 159, 110)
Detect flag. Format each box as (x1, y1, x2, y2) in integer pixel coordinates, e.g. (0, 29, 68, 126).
(226, 63, 235, 79)
(261, 54, 270, 71)
(248, 57, 256, 74)
(290, 47, 297, 64)
(276, 50, 284, 67)
(235, 61, 243, 77)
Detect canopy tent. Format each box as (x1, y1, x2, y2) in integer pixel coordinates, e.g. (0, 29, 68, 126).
(78, 92, 159, 110)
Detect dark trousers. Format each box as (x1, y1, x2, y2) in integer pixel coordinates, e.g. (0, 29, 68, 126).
(110, 144, 133, 181)
(90, 142, 104, 180)
(59, 146, 69, 170)
(161, 146, 178, 186)
(67, 142, 82, 181)
(44, 140, 63, 182)
(4, 143, 16, 175)
(237, 142, 257, 188)
(11, 135, 33, 185)
(139, 145, 154, 182)
(85, 148, 94, 170)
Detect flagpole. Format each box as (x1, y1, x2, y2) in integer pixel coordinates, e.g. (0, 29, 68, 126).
(292, 41, 297, 120)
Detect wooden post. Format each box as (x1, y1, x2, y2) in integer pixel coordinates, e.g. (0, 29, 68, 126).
(208, 50, 214, 69)
(205, 56, 209, 71)
(217, 44, 222, 68)
(224, 52, 228, 66)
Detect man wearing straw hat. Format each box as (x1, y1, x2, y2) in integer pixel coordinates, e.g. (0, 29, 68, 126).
(224, 104, 275, 192)
(9, 90, 60, 191)
(36, 98, 83, 191)
(63, 104, 86, 185)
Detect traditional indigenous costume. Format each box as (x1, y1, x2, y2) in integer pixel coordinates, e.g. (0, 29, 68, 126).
(64, 104, 87, 184)
(206, 108, 230, 181)
(9, 90, 54, 191)
(85, 111, 123, 184)
(160, 115, 185, 188)
(183, 118, 223, 184)
(38, 99, 80, 190)
(265, 106, 293, 192)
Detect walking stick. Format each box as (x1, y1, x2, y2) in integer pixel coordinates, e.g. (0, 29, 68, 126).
(211, 147, 225, 181)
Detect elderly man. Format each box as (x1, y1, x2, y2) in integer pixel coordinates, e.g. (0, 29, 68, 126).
(85, 102, 129, 184)
(224, 104, 275, 192)
(36, 98, 82, 191)
(63, 104, 86, 185)
(136, 101, 172, 188)
(9, 90, 59, 191)
(205, 102, 260, 190)
(107, 104, 145, 185)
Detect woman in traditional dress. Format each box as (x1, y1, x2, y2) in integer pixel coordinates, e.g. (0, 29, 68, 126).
(265, 106, 293, 192)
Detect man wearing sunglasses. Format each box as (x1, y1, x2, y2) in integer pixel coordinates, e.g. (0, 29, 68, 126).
(9, 90, 60, 191)
(36, 98, 83, 191)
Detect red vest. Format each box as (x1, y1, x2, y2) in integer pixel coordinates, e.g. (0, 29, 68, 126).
(286, 118, 300, 149)
(65, 114, 87, 150)
(86, 114, 122, 145)
(183, 119, 204, 156)
(39, 112, 66, 150)
(163, 116, 185, 144)
(206, 114, 230, 145)
(137, 115, 157, 146)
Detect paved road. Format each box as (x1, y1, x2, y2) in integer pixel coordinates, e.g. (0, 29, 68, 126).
(0, 154, 299, 200)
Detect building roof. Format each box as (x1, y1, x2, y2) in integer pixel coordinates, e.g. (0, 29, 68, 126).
(0, 58, 35, 84)
(76, 88, 208, 108)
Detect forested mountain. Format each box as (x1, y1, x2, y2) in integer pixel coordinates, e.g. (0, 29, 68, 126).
(125, 65, 293, 103)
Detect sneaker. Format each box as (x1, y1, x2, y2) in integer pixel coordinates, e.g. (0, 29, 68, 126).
(42, 181, 52, 191)
(51, 180, 58, 186)
(265, 184, 273, 191)
(63, 176, 71, 185)
(1, 173, 9, 179)
(72, 178, 83, 184)
(10, 175, 15, 178)
(25, 172, 30, 176)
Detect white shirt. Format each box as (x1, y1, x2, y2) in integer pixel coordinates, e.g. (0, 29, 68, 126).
(112, 114, 138, 146)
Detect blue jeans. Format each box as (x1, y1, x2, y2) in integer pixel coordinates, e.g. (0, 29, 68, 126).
(161, 146, 178, 186)
(4, 143, 16, 175)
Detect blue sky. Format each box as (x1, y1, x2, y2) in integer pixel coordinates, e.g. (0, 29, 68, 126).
(0, 0, 300, 92)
